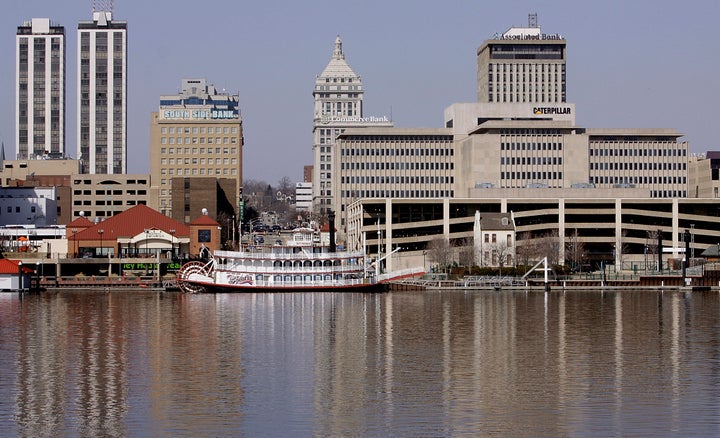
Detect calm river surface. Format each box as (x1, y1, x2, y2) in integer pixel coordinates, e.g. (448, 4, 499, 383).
(0, 289, 719, 437)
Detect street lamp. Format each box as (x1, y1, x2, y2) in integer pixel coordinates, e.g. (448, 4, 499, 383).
(98, 228, 104, 257)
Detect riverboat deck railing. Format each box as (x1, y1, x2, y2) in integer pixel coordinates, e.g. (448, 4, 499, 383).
(215, 249, 365, 262)
(216, 263, 365, 276)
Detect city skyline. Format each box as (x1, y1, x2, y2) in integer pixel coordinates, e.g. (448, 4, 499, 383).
(0, 0, 717, 184)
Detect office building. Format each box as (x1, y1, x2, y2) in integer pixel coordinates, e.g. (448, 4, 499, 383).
(295, 182, 312, 211)
(149, 78, 243, 221)
(476, 14, 566, 104)
(70, 173, 155, 221)
(333, 128, 455, 226)
(312, 36, 392, 215)
(688, 152, 720, 198)
(16, 18, 65, 160)
(77, 8, 127, 174)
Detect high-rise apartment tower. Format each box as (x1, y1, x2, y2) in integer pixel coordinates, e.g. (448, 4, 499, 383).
(77, 8, 127, 174)
(16, 18, 65, 159)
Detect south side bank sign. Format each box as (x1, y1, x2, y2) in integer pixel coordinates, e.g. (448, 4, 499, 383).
(161, 109, 239, 120)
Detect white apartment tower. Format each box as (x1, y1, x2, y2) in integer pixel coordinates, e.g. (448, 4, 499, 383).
(77, 6, 127, 174)
(16, 18, 65, 160)
(312, 36, 392, 215)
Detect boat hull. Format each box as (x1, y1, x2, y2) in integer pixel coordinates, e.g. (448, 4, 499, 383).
(178, 278, 389, 293)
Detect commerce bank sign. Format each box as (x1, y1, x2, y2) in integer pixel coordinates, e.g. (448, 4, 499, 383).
(320, 115, 390, 124)
(162, 109, 238, 120)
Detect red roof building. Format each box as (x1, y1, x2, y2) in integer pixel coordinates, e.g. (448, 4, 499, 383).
(66, 205, 190, 258)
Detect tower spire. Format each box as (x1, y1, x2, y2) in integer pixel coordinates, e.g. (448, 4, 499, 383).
(332, 35, 344, 60)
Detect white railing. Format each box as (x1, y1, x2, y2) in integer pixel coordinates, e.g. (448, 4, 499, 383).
(216, 263, 365, 275)
(215, 249, 365, 262)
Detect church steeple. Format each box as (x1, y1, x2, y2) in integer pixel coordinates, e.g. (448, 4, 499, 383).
(332, 35, 344, 60)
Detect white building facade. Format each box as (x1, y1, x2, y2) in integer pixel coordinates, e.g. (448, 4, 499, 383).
(16, 18, 65, 160)
(77, 9, 127, 174)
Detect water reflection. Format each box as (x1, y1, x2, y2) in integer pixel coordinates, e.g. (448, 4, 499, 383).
(0, 289, 719, 437)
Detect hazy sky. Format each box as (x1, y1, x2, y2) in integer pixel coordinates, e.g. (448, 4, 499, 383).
(0, 0, 717, 184)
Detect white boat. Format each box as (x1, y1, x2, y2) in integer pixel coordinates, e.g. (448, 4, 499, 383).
(176, 228, 423, 293)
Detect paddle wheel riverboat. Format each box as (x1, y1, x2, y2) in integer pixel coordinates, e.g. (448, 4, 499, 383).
(176, 227, 423, 293)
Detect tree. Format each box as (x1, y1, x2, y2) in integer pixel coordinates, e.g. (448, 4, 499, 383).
(516, 231, 537, 267)
(493, 239, 512, 275)
(645, 229, 661, 271)
(457, 237, 475, 268)
(537, 230, 561, 266)
(427, 236, 453, 274)
(566, 228, 585, 269)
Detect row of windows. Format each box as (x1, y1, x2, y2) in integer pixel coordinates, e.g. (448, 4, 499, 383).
(489, 63, 565, 73)
(160, 147, 237, 155)
(72, 179, 147, 185)
(343, 190, 454, 198)
(3, 206, 35, 214)
(501, 156, 563, 165)
(592, 176, 687, 185)
(160, 137, 237, 145)
(651, 191, 687, 198)
(342, 148, 454, 157)
(317, 93, 360, 98)
(323, 77, 354, 83)
(342, 175, 453, 184)
(73, 189, 146, 196)
(161, 158, 237, 165)
(591, 162, 686, 171)
(489, 73, 565, 83)
(342, 161, 454, 171)
(489, 92, 565, 103)
(73, 200, 139, 209)
(159, 168, 237, 177)
(590, 148, 686, 157)
(501, 142, 563, 151)
(501, 171, 563, 180)
(501, 129, 563, 135)
(161, 126, 238, 134)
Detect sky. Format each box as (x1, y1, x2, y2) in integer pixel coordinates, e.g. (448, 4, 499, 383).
(0, 0, 718, 185)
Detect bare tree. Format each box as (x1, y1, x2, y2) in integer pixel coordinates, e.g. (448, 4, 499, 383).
(646, 229, 661, 271)
(493, 240, 512, 275)
(537, 230, 561, 266)
(457, 237, 475, 268)
(566, 228, 585, 269)
(427, 237, 453, 274)
(516, 232, 536, 266)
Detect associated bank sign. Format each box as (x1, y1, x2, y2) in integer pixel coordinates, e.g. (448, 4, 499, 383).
(162, 109, 238, 120)
(320, 115, 390, 124)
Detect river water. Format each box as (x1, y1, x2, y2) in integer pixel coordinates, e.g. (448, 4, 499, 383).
(0, 289, 718, 437)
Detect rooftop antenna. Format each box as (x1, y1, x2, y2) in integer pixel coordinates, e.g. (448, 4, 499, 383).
(528, 13, 538, 28)
(93, 0, 114, 12)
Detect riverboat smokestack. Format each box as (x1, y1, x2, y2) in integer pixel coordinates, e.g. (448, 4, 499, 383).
(328, 211, 336, 252)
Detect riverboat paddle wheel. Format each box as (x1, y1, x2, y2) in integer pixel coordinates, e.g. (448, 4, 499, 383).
(176, 261, 212, 293)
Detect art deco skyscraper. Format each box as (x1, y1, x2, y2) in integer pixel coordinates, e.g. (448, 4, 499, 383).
(77, 6, 127, 174)
(16, 18, 65, 160)
(312, 36, 391, 215)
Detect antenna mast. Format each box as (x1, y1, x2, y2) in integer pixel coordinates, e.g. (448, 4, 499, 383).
(528, 13, 538, 28)
(93, 0, 114, 12)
